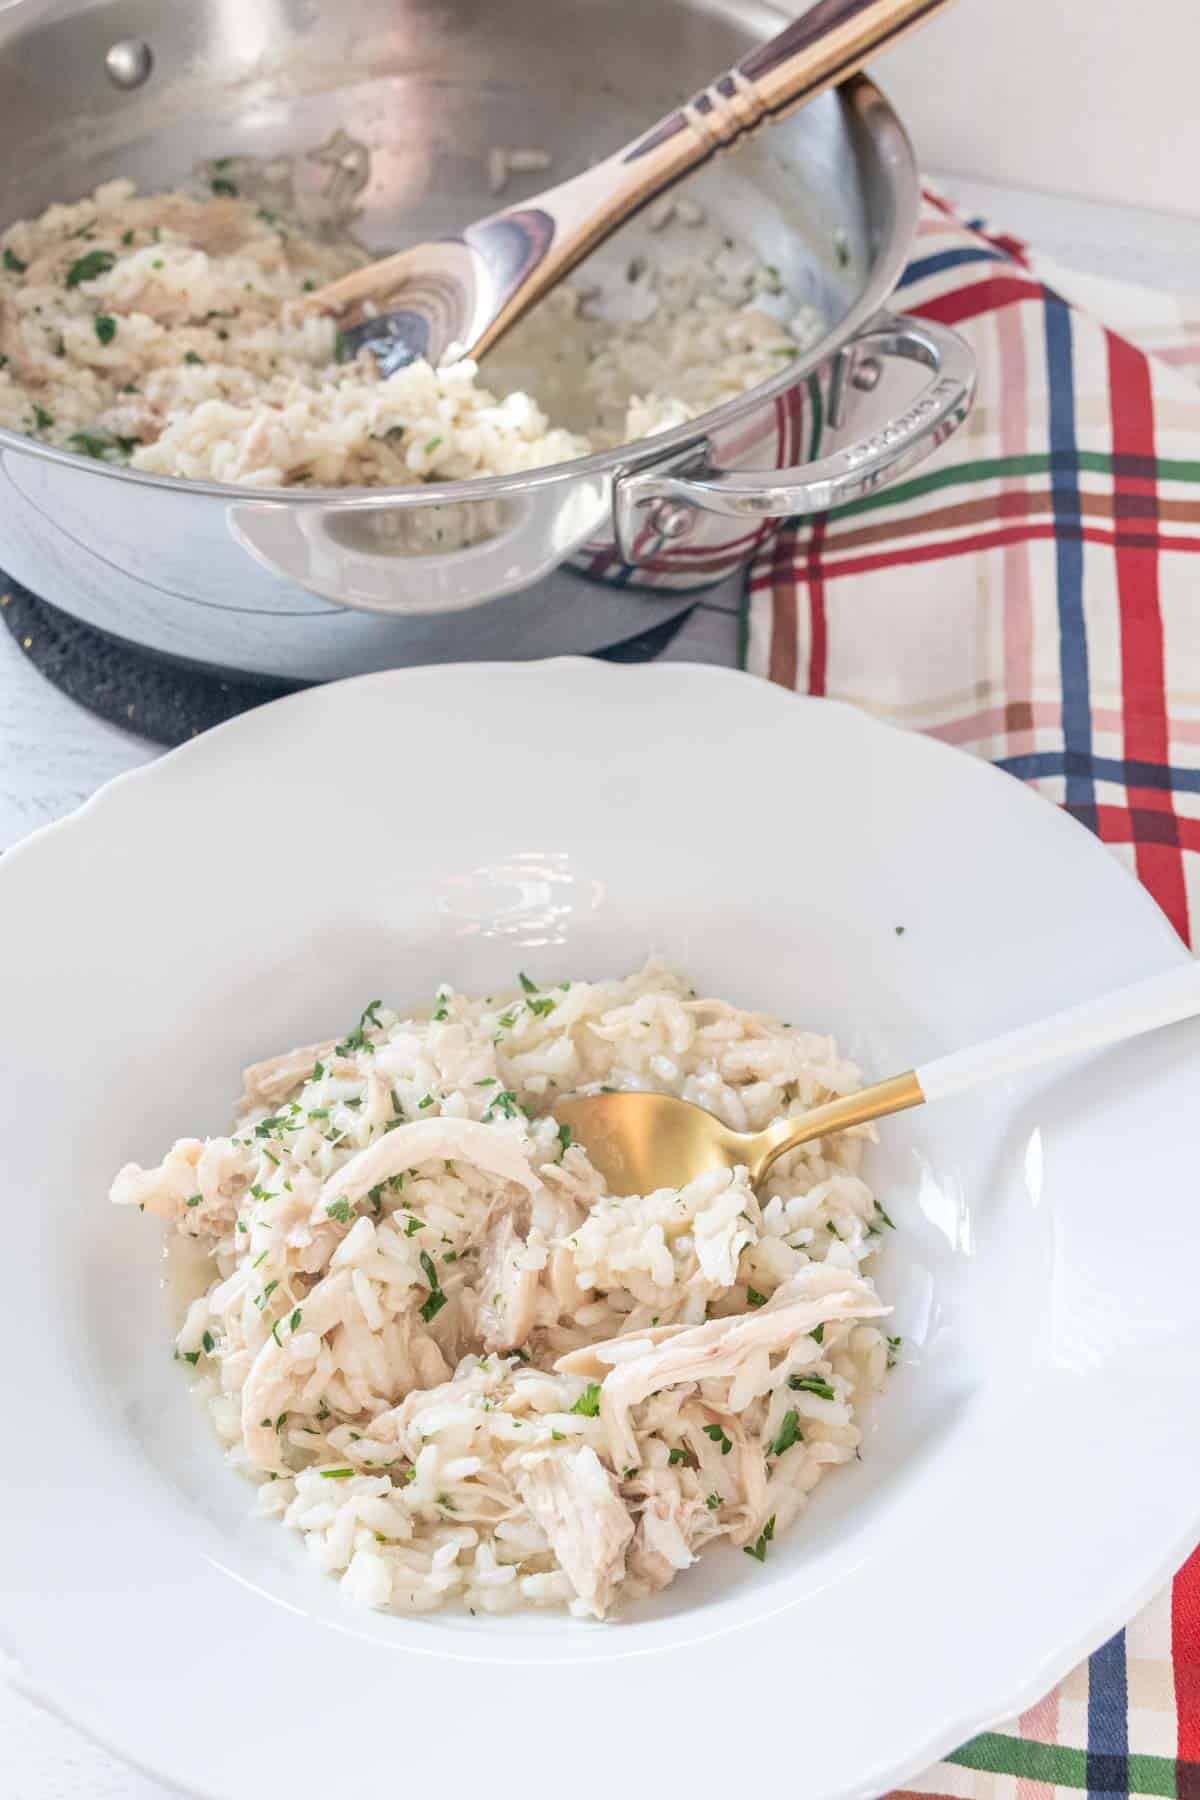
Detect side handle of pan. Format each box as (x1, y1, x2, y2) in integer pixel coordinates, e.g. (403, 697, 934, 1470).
(611, 312, 974, 565)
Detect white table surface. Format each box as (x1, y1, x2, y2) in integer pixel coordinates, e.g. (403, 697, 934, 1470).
(3, 173, 1198, 1798)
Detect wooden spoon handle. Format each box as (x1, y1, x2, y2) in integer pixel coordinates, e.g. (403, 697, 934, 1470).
(465, 0, 955, 354)
(626, 0, 951, 163)
(313, 0, 955, 345)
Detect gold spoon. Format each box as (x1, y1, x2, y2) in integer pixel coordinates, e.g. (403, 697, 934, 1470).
(554, 962, 1200, 1195)
(310, 0, 957, 374)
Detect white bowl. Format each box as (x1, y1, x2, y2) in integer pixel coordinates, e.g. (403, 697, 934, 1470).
(2, 660, 1199, 1800)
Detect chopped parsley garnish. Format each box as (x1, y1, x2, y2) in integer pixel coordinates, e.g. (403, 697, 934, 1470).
(121, 229, 134, 246)
(32, 405, 54, 430)
(253, 1113, 290, 1138)
(302, 278, 315, 292)
(551, 1429, 565, 1441)
(252, 1250, 269, 1269)
(886, 1334, 902, 1369)
(767, 1410, 803, 1458)
(325, 1198, 352, 1223)
(404, 1215, 424, 1237)
(424, 435, 442, 454)
(484, 1090, 519, 1120)
(254, 1279, 279, 1310)
(875, 1201, 896, 1229)
(289, 1309, 302, 1332)
(569, 1382, 602, 1417)
(744, 1515, 776, 1562)
(211, 177, 239, 197)
(68, 431, 112, 459)
(201, 1331, 215, 1355)
(65, 249, 115, 288)
(93, 313, 116, 345)
(788, 1375, 835, 1400)
(667, 1446, 695, 1467)
(810, 1323, 825, 1345)
(518, 971, 538, 993)
(319, 1466, 355, 1480)
(3, 247, 27, 274)
(311, 1060, 325, 1081)
(557, 1122, 572, 1156)
(183, 350, 204, 365)
(702, 1422, 733, 1455)
(706, 1492, 721, 1510)
(746, 1286, 767, 1308)
(432, 990, 451, 1021)
(181, 1350, 200, 1365)
(419, 1250, 447, 1323)
(418, 1093, 434, 1109)
(185, 1193, 202, 1208)
(335, 999, 383, 1056)
(526, 997, 555, 1018)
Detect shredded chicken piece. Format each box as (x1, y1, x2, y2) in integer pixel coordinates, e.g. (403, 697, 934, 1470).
(239, 1039, 338, 1109)
(111, 1138, 209, 1224)
(241, 1267, 450, 1469)
(557, 1264, 887, 1469)
(629, 1485, 699, 1590)
(476, 1196, 540, 1352)
(318, 1117, 542, 1212)
(515, 1445, 634, 1618)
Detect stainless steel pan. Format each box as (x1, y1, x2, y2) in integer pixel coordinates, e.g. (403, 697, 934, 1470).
(0, 0, 973, 679)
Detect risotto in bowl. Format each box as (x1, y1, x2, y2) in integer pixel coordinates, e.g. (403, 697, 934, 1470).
(113, 961, 895, 1621)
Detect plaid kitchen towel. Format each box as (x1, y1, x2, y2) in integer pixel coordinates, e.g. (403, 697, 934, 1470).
(743, 193, 1200, 1797)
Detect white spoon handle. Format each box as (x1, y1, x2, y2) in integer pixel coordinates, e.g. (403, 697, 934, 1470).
(916, 960, 1200, 1104)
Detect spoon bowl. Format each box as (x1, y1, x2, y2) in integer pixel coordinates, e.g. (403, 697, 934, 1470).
(555, 1076, 921, 1195)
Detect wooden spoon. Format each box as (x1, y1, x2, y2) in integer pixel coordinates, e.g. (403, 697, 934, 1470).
(311, 0, 956, 373)
(553, 963, 1200, 1196)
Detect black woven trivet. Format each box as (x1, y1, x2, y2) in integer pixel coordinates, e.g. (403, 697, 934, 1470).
(0, 580, 305, 747)
(0, 577, 694, 748)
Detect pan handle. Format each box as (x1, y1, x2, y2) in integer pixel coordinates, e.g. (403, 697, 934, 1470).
(611, 312, 974, 564)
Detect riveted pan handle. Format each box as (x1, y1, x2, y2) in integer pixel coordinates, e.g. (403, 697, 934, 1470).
(612, 313, 974, 564)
